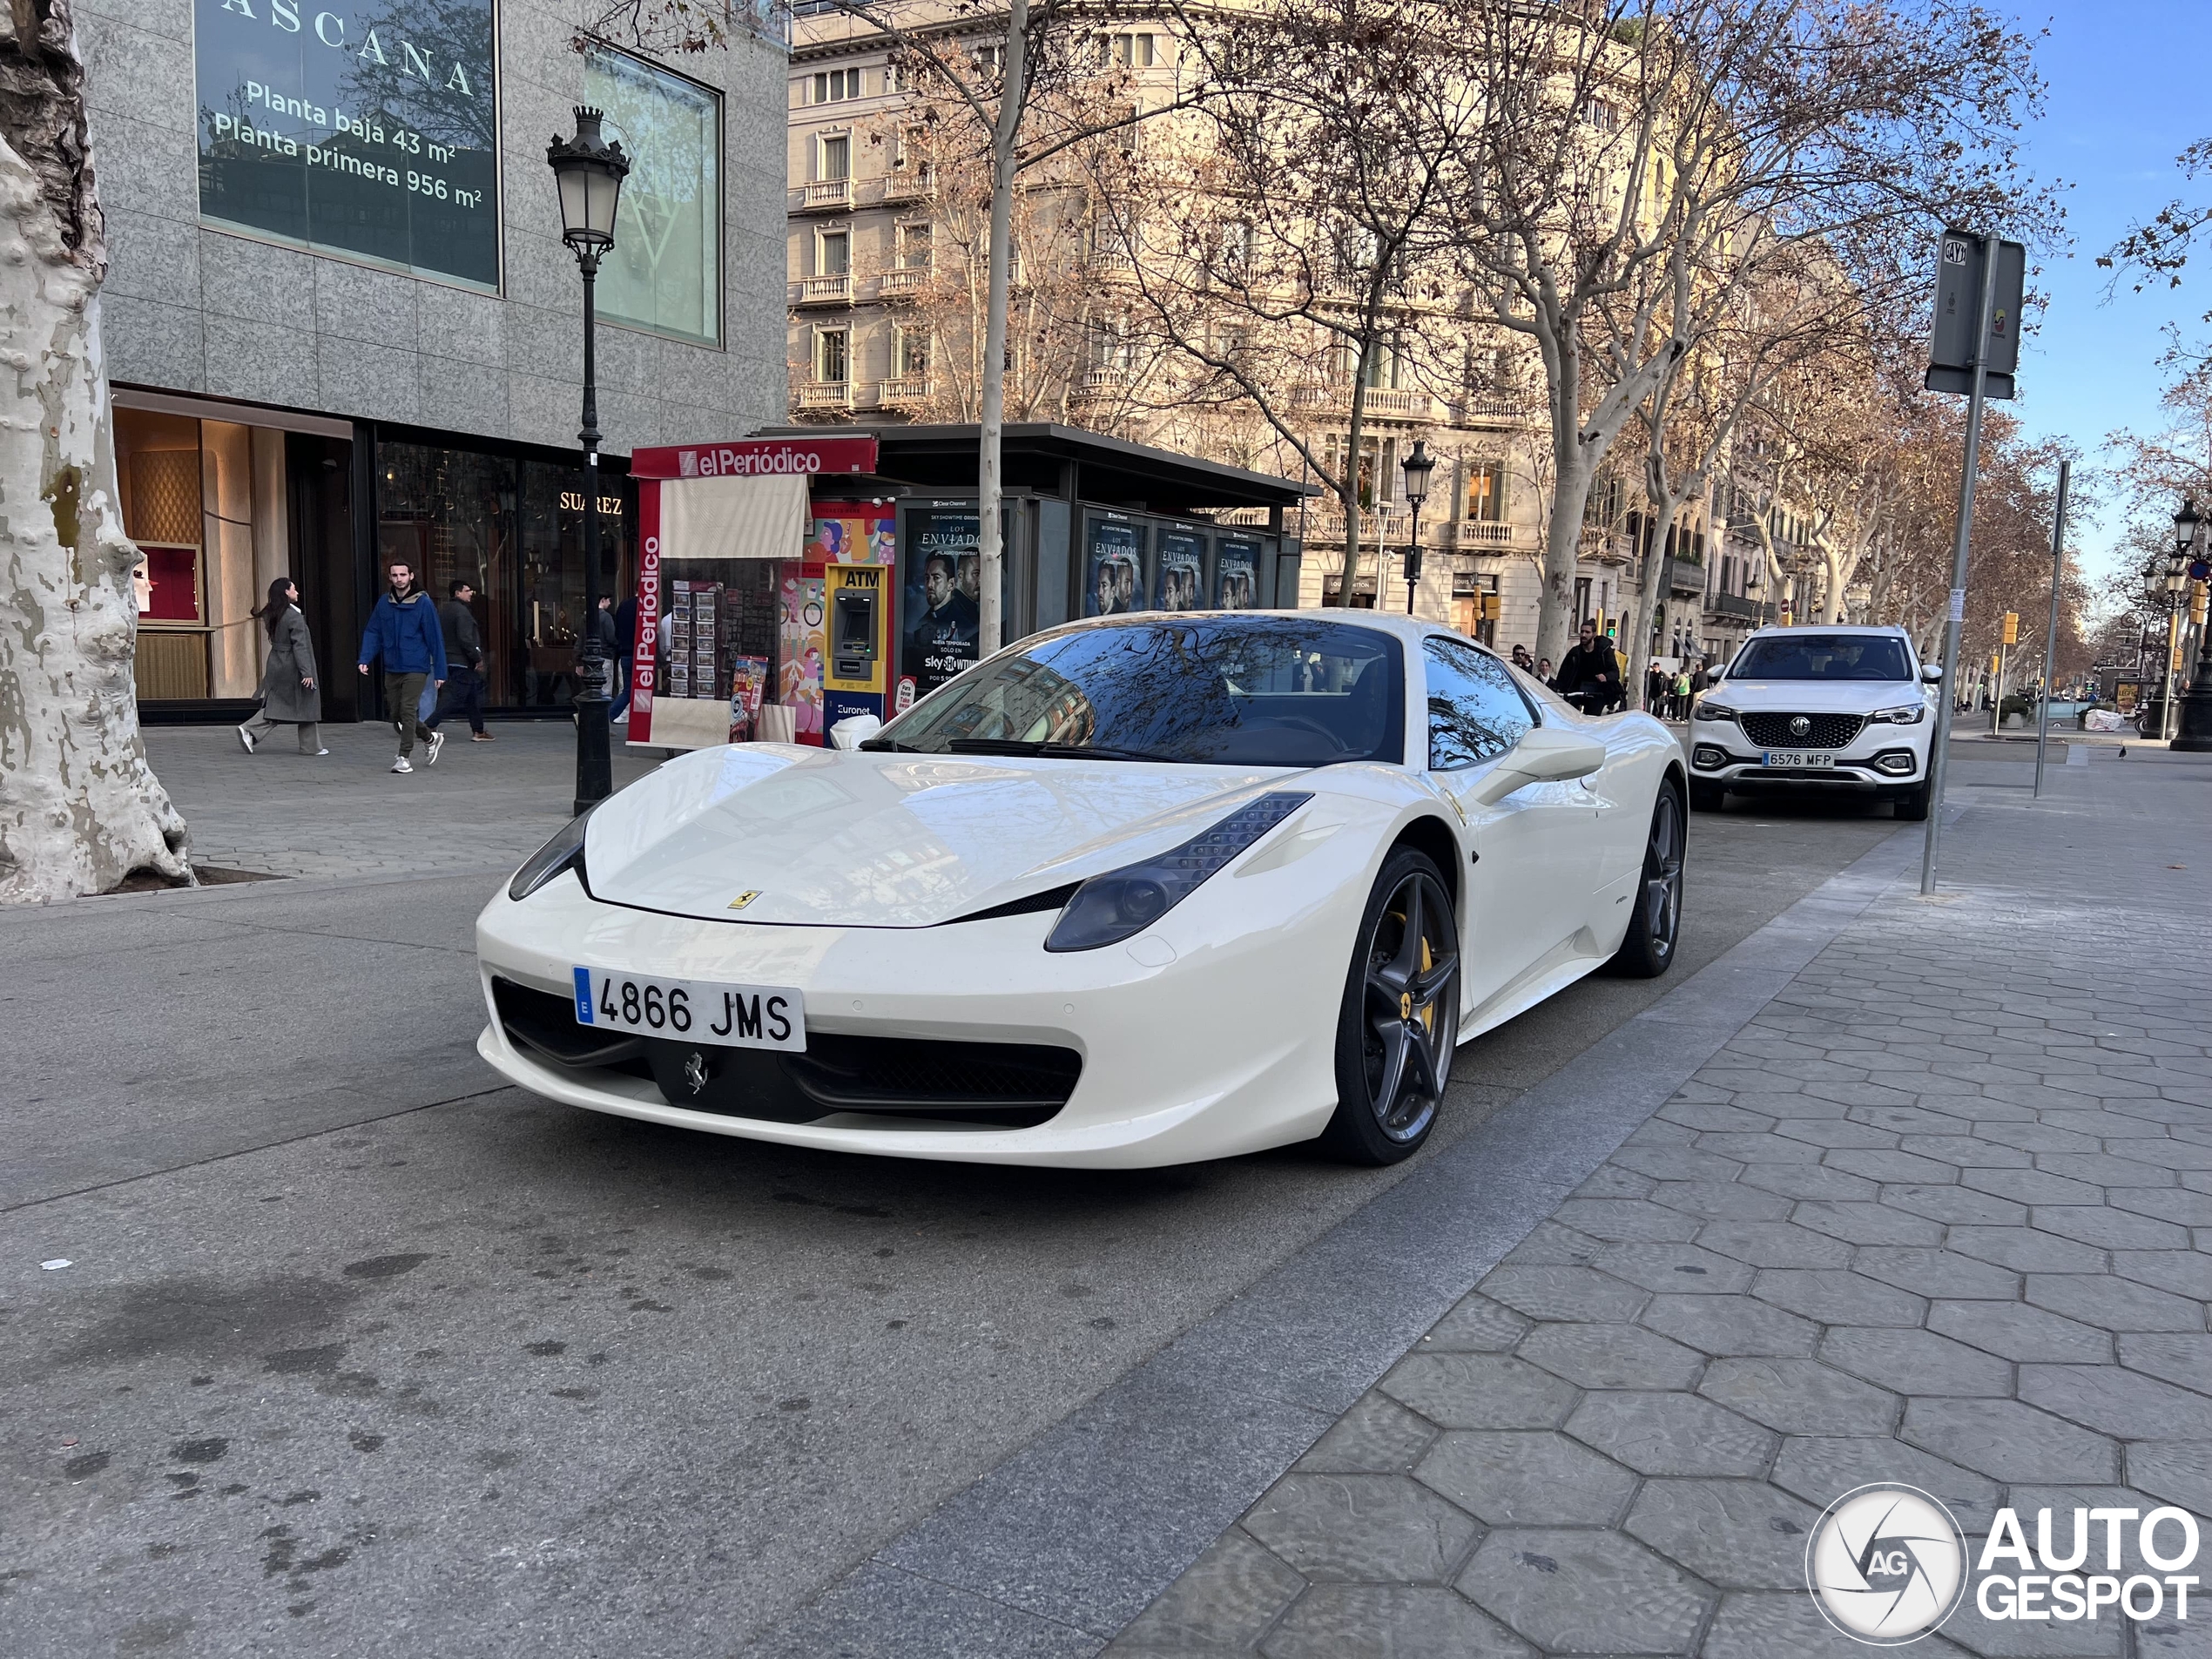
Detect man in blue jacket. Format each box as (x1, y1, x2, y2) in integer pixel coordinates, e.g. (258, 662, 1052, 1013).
(357, 560, 448, 773)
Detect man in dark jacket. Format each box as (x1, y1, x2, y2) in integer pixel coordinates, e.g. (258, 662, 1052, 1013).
(429, 579, 491, 741)
(1553, 620, 1622, 711)
(357, 560, 448, 772)
(610, 591, 639, 724)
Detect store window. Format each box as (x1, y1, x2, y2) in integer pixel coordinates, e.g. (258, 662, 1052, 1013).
(374, 441, 634, 711)
(117, 408, 282, 703)
(586, 48, 722, 347)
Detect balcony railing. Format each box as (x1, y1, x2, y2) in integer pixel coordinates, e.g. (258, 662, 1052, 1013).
(792, 382, 853, 413)
(878, 267, 928, 300)
(1284, 385, 1436, 421)
(1077, 366, 1131, 396)
(874, 376, 934, 408)
(1453, 519, 1514, 547)
(1088, 251, 1138, 282)
(880, 167, 935, 202)
(796, 273, 853, 305)
(799, 179, 853, 210)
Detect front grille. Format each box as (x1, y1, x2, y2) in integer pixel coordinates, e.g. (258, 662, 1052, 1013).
(493, 976, 644, 1069)
(786, 1035, 1082, 1111)
(1739, 711, 1866, 750)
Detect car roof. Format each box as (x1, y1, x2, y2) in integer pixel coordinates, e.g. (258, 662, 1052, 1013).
(1740, 624, 1911, 639)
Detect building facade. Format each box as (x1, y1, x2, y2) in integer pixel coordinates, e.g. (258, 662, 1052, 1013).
(84, 0, 789, 718)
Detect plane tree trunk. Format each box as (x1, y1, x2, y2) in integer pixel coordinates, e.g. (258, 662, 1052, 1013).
(0, 0, 190, 901)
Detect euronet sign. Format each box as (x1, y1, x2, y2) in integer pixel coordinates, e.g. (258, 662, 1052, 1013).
(1806, 1484, 2201, 1645)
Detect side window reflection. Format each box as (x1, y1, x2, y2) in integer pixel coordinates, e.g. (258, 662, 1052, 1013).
(1426, 636, 1534, 770)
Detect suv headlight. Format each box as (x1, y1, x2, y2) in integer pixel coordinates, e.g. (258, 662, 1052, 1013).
(1870, 705, 1926, 725)
(509, 805, 598, 901)
(1045, 792, 1311, 952)
(1692, 702, 1739, 723)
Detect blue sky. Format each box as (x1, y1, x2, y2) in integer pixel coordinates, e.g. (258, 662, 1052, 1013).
(2005, 1, 2212, 582)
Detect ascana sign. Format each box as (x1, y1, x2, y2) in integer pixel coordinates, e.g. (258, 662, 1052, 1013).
(195, 0, 501, 291)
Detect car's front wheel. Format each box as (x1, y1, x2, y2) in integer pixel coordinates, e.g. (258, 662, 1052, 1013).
(1320, 847, 1460, 1165)
(1892, 779, 1932, 820)
(1608, 779, 1685, 979)
(1689, 779, 1725, 813)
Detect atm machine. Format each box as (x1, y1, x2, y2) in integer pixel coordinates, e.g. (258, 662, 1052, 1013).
(822, 563, 889, 728)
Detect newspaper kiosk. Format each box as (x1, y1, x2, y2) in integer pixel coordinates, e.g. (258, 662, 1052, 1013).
(622, 424, 1312, 751)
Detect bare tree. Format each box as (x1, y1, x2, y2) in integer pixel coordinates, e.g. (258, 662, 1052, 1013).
(0, 0, 192, 901)
(1111, 0, 1476, 605)
(1447, 0, 2047, 667)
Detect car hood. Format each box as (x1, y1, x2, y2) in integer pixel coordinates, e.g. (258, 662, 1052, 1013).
(1710, 679, 1926, 713)
(584, 745, 1300, 927)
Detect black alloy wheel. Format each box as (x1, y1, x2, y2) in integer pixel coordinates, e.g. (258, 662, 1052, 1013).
(1321, 848, 1460, 1164)
(1608, 779, 1685, 978)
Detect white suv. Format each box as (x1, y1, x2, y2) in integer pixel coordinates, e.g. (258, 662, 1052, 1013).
(1688, 625, 1939, 819)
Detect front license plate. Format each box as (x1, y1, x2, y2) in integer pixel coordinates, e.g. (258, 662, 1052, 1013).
(1763, 751, 1835, 770)
(573, 967, 806, 1051)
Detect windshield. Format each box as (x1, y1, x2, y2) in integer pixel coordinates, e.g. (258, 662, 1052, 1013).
(869, 617, 1405, 767)
(1731, 634, 1913, 682)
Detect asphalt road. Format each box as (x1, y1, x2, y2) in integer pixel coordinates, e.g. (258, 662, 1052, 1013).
(0, 790, 1905, 1658)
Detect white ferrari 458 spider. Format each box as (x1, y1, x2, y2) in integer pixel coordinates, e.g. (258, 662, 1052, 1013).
(475, 612, 1686, 1168)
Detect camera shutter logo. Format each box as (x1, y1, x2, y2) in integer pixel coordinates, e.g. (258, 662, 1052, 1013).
(1806, 1483, 1967, 1644)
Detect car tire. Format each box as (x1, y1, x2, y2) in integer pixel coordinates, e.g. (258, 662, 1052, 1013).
(1689, 780, 1725, 813)
(1319, 846, 1460, 1166)
(1607, 779, 1686, 980)
(1892, 779, 1931, 820)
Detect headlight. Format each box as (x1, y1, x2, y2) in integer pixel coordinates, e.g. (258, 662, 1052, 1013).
(1871, 705, 1926, 725)
(1045, 792, 1311, 953)
(1692, 703, 1739, 723)
(509, 805, 598, 901)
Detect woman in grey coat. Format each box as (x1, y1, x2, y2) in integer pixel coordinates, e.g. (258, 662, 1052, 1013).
(238, 578, 327, 755)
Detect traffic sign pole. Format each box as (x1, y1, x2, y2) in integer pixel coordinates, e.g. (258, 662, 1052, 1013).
(1920, 233, 2000, 897)
(2033, 459, 2071, 798)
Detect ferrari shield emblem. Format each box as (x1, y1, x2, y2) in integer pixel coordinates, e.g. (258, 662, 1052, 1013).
(728, 890, 761, 911)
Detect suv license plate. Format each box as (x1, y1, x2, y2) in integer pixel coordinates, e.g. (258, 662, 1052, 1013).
(1763, 751, 1834, 770)
(573, 967, 806, 1050)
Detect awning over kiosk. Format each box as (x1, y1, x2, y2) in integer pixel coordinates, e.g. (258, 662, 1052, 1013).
(660, 474, 809, 561)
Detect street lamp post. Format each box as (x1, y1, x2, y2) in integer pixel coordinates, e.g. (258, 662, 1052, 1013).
(547, 106, 630, 816)
(1399, 440, 1433, 617)
(2155, 540, 2190, 743)
(2176, 497, 2212, 751)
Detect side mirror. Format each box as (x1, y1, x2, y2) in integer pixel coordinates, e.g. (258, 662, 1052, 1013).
(1469, 724, 1607, 806)
(829, 714, 883, 751)
(1705, 666, 1724, 684)
(1921, 664, 1943, 684)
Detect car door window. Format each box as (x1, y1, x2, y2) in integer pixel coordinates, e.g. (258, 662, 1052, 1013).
(1426, 636, 1535, 770)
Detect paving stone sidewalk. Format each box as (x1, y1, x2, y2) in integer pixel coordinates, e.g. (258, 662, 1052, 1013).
(1107, 767, 2212, 1658)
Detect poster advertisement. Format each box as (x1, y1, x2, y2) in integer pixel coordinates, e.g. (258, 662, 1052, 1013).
(193, 0, 501, 291)
(1085, 516, 1144, 617)
(806, 506, 896, 566)
(900, 507, 981, 696)
(1215, 536, 1261, 609)
(1156, 530, 1205, 611)
(778, 570, 826, 743)
(728, 654, 769, 741)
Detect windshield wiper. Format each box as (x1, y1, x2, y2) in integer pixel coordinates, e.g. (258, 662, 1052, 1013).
(858, 736, 922, 752)
(945, 737, 1169, 762)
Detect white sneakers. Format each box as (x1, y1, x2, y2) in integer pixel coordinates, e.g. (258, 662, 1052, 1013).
(312, 748, 331, 757)
(426, 730, 445, 766)
(391, 756, 414, 773)
(236, 722, 256, 753)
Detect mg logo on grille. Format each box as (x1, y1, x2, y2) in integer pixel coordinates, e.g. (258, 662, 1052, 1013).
(1790, 715, 1812, 737)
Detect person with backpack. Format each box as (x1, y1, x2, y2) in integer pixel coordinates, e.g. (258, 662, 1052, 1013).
(357, 559, 447, 773)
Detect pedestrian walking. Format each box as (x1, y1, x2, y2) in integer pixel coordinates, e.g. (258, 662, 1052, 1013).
(1535, 656, 1552, 685)
(357, 559, 448, 773)
(1510, 644, 1534, 674)
(1553, 621, 1622, 712)
(429, 579, 492, 742)
(1646, 662, 1668, 712)
(610, 590, 639, 725)
(1672, 665, 1692, 720)
(237, 578, 327, 756)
